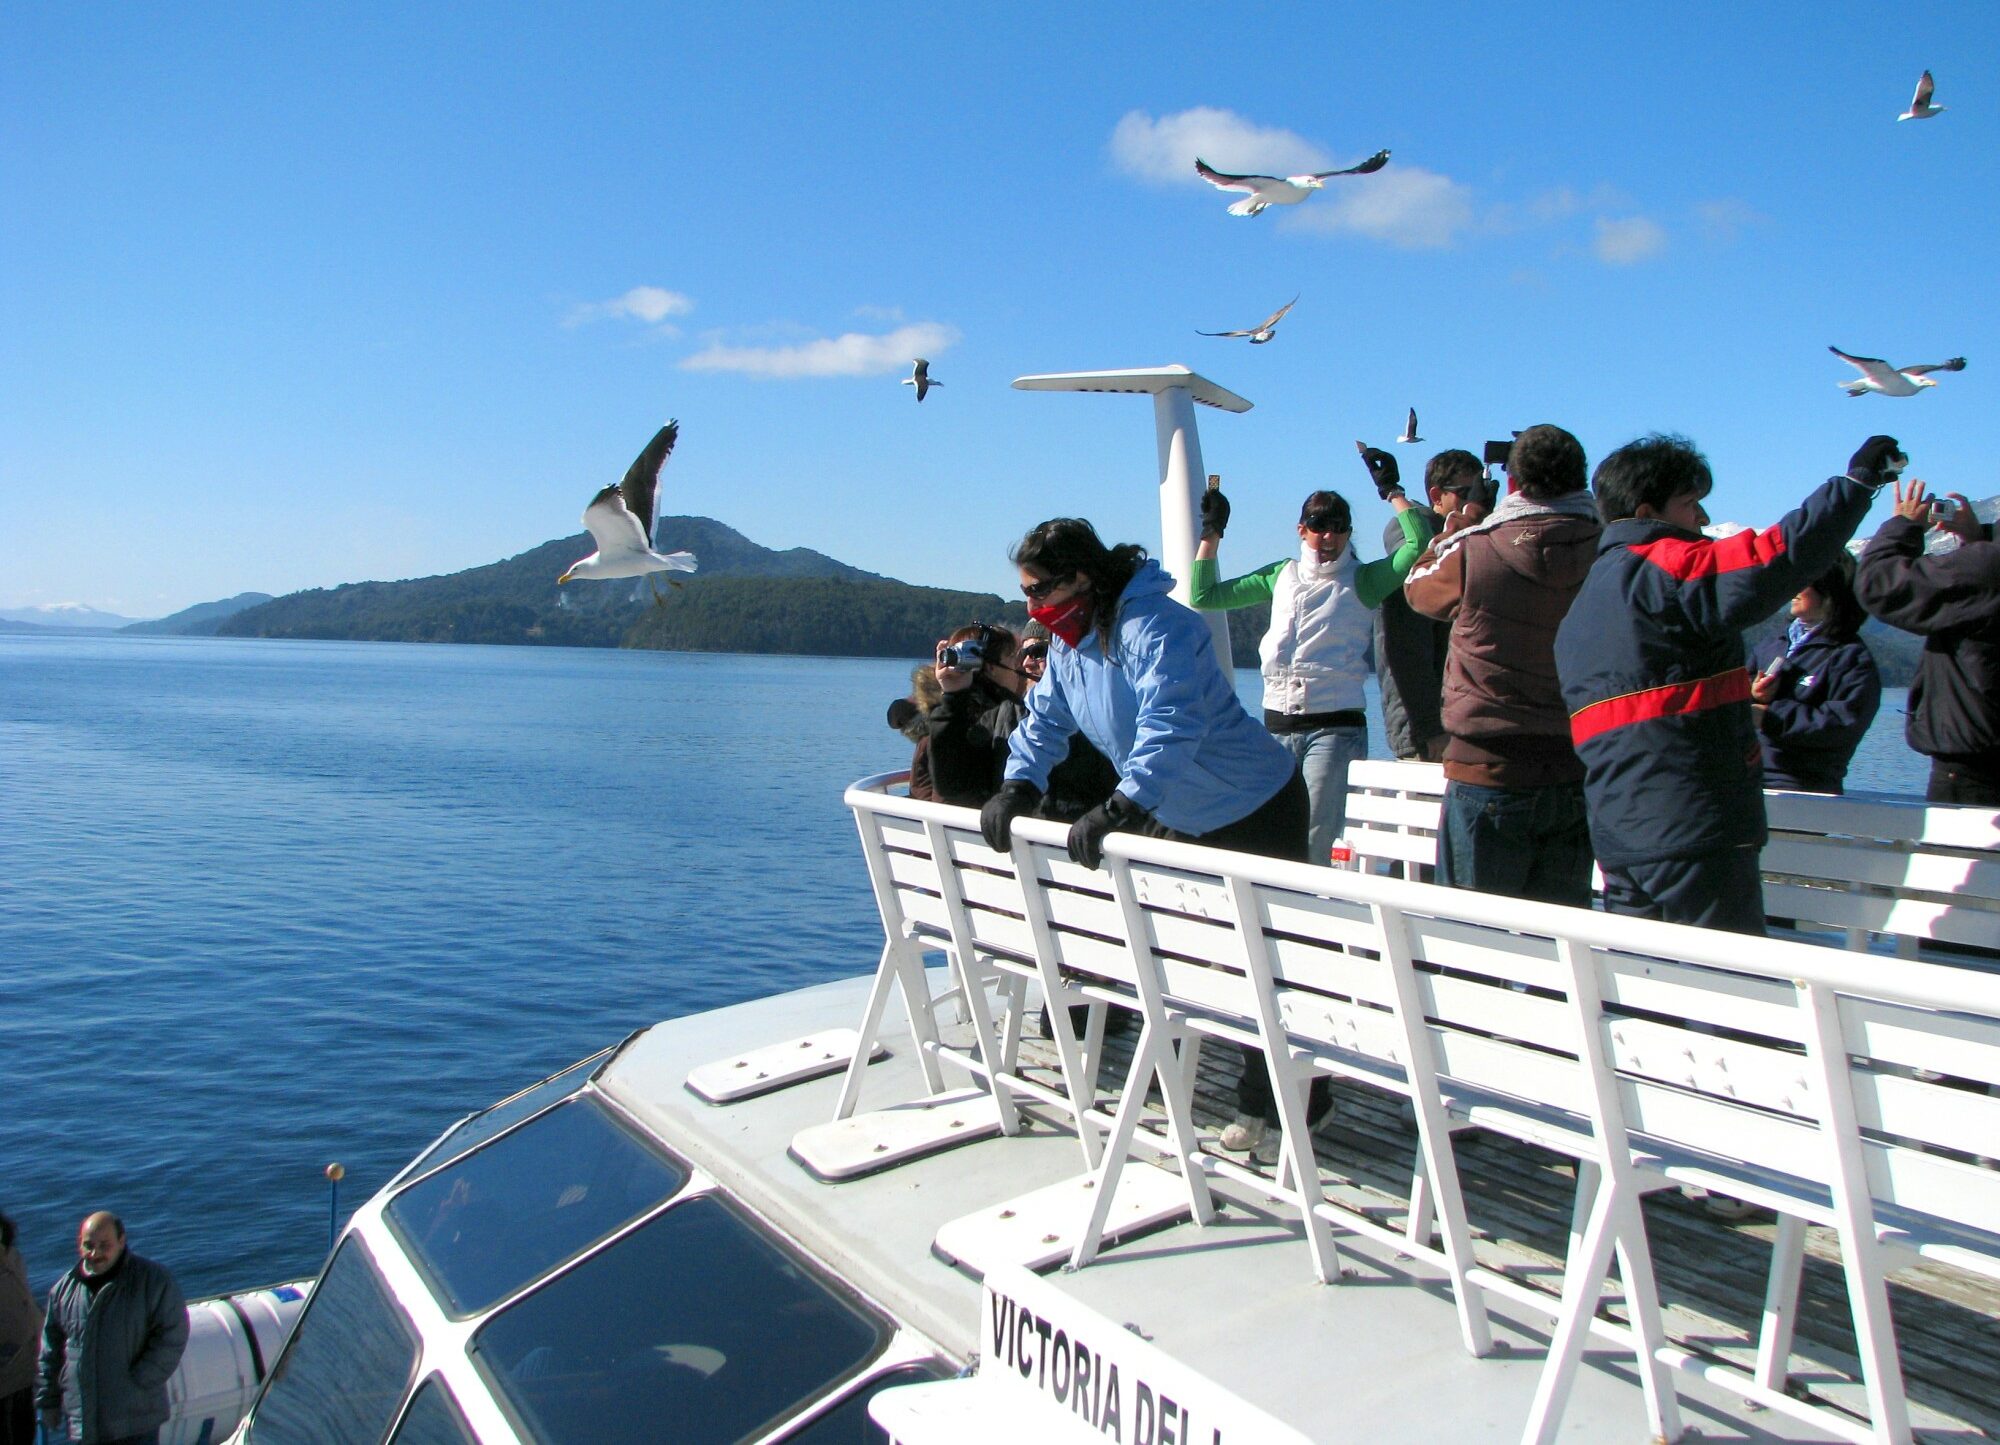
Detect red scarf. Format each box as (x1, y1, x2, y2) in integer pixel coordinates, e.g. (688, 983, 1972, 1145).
(1029, 595, 1092, 649)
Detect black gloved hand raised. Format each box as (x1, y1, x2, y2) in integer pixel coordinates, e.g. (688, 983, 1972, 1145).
(1199, 487, 1231, 540)
(1360, 447, 1402, 499)
(1066, 792, 1152, 870)
(980, 780, 1042, 852)
(1847, 435, 1904, 485)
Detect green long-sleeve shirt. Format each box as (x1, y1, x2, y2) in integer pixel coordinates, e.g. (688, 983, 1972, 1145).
(1188, 507, 1433, 610)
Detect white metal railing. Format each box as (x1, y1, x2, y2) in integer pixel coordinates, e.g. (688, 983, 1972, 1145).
(837, 772, 2000, 1445)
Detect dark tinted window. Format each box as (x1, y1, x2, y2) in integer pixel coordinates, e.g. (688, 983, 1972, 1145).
(781, 1363, 957, 1443)
(246, 1239, 416, 1445)
(473, 1195, 887, 1445)
(387, 1095, 685, 1315)
(401, 1047, 611, 1181)
(389, 1378, 476, 1445)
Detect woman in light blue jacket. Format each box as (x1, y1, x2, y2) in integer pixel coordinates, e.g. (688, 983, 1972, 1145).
(979, 517, 1320, 1160)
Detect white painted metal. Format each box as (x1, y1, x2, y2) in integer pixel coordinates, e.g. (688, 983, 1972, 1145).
(932, 1163, 1190, 1275)
(791, 1089, 1004, 1181)
(685, 1029, 884, 1103)
(1010, 365, 1251, 660)
(839, 773, 2000, 1444)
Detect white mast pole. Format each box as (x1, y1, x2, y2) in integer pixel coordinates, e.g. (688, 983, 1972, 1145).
(1011, 366, 1250, 663)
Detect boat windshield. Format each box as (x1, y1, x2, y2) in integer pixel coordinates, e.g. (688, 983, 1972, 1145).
(386, 1095, 686, 1316)
(245, 1238, 416, 1445)
(387, 1377, 475, 1445)
(778, 1363, 956, 1441)
(400, 1046, 614, 1182)
(470, 1194, 888, 1444)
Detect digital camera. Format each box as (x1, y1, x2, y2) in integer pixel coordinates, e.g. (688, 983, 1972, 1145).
(940, 636, 987, 670)
(1932, 495, 1961, 519)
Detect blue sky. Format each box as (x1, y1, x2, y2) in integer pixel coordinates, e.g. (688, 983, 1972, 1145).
(4, 3, 1995, 617)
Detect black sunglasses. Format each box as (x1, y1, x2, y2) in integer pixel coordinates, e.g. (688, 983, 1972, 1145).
(1303, 511, 1351, 534)
(1019, 642, 1048, 659)
(1020, 574, 1072, 601)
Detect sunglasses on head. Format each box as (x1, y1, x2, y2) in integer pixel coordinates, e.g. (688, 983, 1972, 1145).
(1303, 511, 1350, 534)
(1020, 574, 1071, 601)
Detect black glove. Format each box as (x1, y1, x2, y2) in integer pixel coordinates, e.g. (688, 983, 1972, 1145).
(1360, 446, 1403, 499)
(1198, 486, 1231, 540)
(1066, 793, 1152, 869)
(980, 780, 1042, 852)
(1847, 435, 1903, 485)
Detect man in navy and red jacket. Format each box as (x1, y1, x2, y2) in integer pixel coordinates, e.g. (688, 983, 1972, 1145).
(1554, 434, 1894, 934)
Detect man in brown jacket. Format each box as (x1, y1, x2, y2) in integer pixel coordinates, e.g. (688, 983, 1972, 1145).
(1404, 425, 1601, 906)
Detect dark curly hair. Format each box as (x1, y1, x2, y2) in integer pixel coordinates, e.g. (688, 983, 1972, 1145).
(1507, 425, 1587, 500)
(1010, 518, 1147, 653)
(1593, 433, 1712, 523)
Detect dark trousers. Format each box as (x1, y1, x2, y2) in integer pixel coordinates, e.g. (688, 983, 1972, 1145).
(0, 1388, 31, 1445)
(1600, 846, 1768, 936)
(1927, 756, 2000, 806)
(1438, 780, 1594, 909)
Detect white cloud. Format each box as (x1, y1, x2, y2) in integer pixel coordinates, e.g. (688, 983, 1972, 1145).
(1693, 198, 1767, 245)
(1285, 167, 1477, 249)
(679, 322, 960, 379)
(1593, 215, 1667, 265)
(1109, 106, 1332, 184)
(565, 285, 695, 329)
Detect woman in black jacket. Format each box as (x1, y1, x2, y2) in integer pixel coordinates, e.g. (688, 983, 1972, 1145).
(1748, 555, 1882, 794)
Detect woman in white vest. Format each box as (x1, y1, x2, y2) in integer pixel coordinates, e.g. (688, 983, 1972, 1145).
(1190, 458, 1431, 869)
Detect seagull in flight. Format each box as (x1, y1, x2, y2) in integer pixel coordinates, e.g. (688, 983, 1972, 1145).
(1396, 408, 1423, 445)
(1899, 71, 1946, 121)
(1829, 346, 1968, 397)
(1197, 295, 1298, 344)
(1194, 150, 1390, 217)
(901, 358, 941, 402)
(557, 422, 699, 599)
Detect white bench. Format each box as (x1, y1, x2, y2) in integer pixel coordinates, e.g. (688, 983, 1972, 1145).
(1337, 759, 2000, 966)
(830, 774, 2000, 1445)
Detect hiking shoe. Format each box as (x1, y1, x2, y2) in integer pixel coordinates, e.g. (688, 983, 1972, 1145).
(1702, 1194, 1762, 1221)
(1217, 1114, 1267, 1153)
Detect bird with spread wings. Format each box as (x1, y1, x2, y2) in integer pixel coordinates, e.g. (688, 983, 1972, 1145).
(1197, 295, 1299, 344)
(1194, 150, 1389, 216)
(557, 422, 699, 600)
(1829, 347, 1968, 398)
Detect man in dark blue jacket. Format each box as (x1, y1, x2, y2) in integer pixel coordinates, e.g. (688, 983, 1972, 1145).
(38, 1214, 186, 1445)
(1554, 434, 1893, 933)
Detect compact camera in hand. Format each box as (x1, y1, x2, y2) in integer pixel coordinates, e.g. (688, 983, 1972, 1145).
(1932, 495, 1961, 519)
(939, 637, 987, 670)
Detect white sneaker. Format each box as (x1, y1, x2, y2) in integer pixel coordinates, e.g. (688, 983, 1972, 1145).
(1217, 1114, 1266, 1153)
(1253, 1129, 1285, 1168)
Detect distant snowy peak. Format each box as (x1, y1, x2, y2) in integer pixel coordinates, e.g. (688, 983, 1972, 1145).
(0, 602, 142, 628)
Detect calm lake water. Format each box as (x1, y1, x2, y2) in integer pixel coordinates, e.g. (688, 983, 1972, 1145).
(0, 633, 1929, 1299)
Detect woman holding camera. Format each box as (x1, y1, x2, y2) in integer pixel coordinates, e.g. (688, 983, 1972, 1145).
(928, 621, 1119, 815)
(978, 518, 1317, 1162)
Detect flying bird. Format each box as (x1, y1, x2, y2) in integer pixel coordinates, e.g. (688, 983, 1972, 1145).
(1396, 408, 1423, 445)
(557, 422, 699, 600)
(1899, 70, 1946, 121)
(902, 358, 941, 401)
(1194, 150, 1390, 217)
(1829, 346, 1968, 398)
(1197, 295, 1298, 344)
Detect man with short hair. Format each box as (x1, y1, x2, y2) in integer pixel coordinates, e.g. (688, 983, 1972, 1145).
(38, 1213, 187, 1445)
(1553, 434, 1892, 933)
(1376, 449, 1484, 762)
(1856, 478, 2000, 804)
(1405, 426, 1600, 905)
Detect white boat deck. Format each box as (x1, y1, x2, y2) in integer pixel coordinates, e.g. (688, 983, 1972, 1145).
(599, 974, 1996, 1442)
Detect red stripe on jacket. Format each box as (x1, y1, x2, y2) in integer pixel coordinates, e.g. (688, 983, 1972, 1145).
(1629, 524, 1788, 580)
(1569, 668, 1752, 746)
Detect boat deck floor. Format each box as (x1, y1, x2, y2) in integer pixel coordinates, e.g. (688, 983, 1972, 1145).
(601, 974, 1998, 1442)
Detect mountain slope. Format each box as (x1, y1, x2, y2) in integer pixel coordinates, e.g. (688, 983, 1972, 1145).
(123, 592, 275, 636)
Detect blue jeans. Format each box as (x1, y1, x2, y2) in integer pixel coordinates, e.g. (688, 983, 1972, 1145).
(1275, 725, 1367, 867)
(1439, 780, 1594, 909)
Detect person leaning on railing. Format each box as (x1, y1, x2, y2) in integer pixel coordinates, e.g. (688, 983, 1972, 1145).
(1856, 478, 2000, 806)
(977, 517, 1323, 1164)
